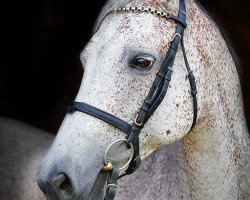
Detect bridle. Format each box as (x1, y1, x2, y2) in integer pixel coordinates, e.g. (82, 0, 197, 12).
(68, 0, 197, 198)
(67, 0, 197, 199)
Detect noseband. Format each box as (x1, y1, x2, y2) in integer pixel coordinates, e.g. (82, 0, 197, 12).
(67, 0, 197, 199)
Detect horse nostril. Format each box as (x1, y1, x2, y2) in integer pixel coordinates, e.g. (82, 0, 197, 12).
(52, 173, 75, 199)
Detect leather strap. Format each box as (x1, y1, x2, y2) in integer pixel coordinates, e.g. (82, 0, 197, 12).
(68, 102, 132, 134)
(169, 14, 187, 28)
(180, 37, 198, 131)
(125, 0, 189, 174)
(104, 168, 119, 200)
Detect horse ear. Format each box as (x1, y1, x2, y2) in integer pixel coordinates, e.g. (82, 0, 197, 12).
(94, 0, 129, 33)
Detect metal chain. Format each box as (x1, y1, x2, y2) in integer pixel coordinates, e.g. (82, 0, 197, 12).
(111, 7, 172, 19)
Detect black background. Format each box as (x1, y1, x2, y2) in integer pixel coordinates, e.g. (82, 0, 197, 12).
(0, 0, 249, 133)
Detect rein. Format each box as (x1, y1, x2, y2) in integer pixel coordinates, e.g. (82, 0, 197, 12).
(67, 0, 197, 199)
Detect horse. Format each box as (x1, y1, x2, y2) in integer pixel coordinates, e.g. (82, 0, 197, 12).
(0, 117, 53, 200)
(36, 0, 250, 199)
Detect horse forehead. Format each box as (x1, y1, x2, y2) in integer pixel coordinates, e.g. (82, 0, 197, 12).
(82, 15, 175, 64)
(95, 14, 174, 45)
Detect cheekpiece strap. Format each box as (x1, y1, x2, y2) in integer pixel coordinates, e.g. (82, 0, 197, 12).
(104, 168, 119, 200)
(123, 0, 189, 175)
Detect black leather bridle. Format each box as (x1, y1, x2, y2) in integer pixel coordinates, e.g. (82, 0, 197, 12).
(67, 0, 197, 199)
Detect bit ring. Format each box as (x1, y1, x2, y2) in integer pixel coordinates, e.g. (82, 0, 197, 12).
(104, 139, 134, 171)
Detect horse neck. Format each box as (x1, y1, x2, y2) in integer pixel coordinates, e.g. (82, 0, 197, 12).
(179, 1, 250, 198)
(181, 107, 250, 199)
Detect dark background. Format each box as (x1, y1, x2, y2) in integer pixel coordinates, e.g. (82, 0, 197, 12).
(0, 0, 249, 133)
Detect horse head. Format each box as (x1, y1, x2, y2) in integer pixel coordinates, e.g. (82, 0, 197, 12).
(37, 0, 250, 199)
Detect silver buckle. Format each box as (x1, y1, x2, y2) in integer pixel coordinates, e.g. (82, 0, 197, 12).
(134, 114, 143, 126)
(172, 33, 182, 42)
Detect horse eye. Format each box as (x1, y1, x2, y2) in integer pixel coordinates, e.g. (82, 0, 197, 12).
(134, 56, 155, 69)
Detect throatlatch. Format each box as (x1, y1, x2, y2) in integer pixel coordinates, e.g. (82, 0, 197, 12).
(67, 0, 197, 199)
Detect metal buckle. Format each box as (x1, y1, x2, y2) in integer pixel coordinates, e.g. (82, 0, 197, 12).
(103, 139, 134, 171)
(167, 67, 173, 72)
(134, 114, 143, 126)
(107, 184, 117, 189)
(172, 33, 182, 42)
